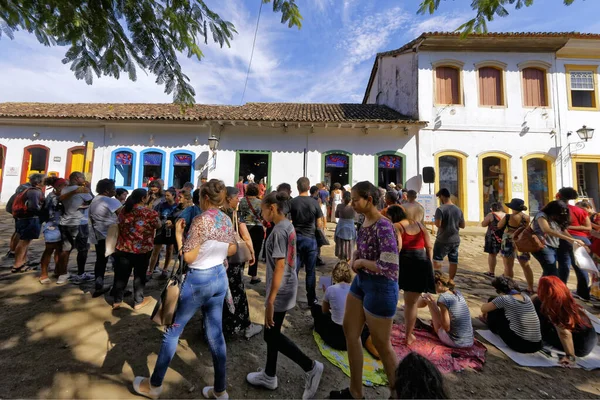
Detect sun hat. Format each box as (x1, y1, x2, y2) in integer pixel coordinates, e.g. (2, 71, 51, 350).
(505, 198, 527, 211)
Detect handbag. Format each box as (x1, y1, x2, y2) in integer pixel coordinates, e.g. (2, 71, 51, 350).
(513, 220, 545, 253)
(228, 212, 252, 264)
(104, 224, 119, 257)
(315, 227, 330, 247)
(151, 254, 185, 326)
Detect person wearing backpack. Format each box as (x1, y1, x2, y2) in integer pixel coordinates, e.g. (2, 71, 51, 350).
(5, 174, 43, 260)
(11, 174, 45, 273)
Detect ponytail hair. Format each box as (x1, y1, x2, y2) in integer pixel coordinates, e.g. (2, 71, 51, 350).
(434, 271, 455, 292)
(124, 188, 147, 213)
(263, 191, 291, 215)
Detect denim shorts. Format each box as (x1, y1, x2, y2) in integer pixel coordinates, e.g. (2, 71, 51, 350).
(349, 271, 399, 318)
(16, 217, 41, 240)
(43, 223, 62, 243)
(433, 241, 459, 263)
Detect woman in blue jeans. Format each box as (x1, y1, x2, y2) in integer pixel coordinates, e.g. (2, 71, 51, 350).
(532, 201, 585, 281)
(133, 180, 237, 400)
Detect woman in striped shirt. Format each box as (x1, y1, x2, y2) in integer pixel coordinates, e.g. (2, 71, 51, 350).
(480, 276, 542, 353)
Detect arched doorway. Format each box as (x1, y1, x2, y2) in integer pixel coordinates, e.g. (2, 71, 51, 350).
(479, 152, 512, 220)
(65, 146, 85, 178)
(375, 151, 405, 189)
(523, 154, 555, 216)
(21, 145, 49, 183)
(435, 150, 467, 215)
(322, 150, 352, 187)
(170, 151, 195, 189)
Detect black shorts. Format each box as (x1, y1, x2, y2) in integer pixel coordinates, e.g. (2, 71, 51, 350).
(59, 225, 89, 252)
(154, 231, 176, 246)
(15, 217, 41, 240)
(433, 241, 459, 263)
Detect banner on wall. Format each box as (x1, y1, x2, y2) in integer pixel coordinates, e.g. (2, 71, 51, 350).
(325, 154, 348, 168)
(144, 152, 163, 166)
(115, 152, 132, 165)
(173, 154, 192, 166)
(378, 155, 401, 169)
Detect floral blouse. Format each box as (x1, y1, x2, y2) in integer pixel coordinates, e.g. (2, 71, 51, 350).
(116, 205, 160, 254)
(182, 208, 235, 253)
(356, 216, 399, 281)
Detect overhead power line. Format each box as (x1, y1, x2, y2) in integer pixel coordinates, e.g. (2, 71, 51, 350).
(240, 0, 263, 105)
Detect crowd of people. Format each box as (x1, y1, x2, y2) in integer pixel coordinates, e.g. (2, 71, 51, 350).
(4, 171, 599, 398)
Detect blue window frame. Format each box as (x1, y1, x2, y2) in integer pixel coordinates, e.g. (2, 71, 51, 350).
(168, 150, 195, 189)
(110, 148, 137, 190)
(138, 148, 166, 188)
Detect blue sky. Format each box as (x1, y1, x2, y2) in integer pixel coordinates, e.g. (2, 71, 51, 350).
(0, 0, 599, 105)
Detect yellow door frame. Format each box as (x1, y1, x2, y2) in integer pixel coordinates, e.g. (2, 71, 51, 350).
(434, 150, 468, 218)
(522, 153, 556, 214)
(571, 154, 600, 198)
(478, 151, 512, 220)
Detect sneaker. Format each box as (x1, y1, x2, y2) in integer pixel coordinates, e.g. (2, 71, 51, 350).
(133, 377, 162, 399)
(71, 272, 95, 285)
(245, 323, 262, 339)
(56, 274, 70, 285)
(302, 361, 323, 400)
(202, 386, 229, 399)
(246, 369, 278, 390)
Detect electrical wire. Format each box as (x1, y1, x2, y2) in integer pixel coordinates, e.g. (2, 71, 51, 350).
(240, 0, 263, 105)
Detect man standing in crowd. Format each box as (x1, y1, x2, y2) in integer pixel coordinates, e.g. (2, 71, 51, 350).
(433, 188, 465, 282)
(557, 187, 592, 300)
(290, 177, 323, 306)
(5, 173, 44, 261)
(57, 172, 94, 284)
(10, 174, 45, 273)
(404, 189, 425, 222)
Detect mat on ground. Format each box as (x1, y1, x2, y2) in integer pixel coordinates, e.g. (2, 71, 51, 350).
(312, 330, 387, 387)
(476, 329, 600, 370)
(391, 323, 487, 373)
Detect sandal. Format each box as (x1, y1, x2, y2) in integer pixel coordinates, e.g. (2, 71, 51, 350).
(483, 272, 495, 278)
(39, 277, 51, 284)
(11, 264, 27, 273)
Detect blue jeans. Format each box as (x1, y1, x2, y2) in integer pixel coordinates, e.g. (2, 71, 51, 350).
(532, 245, 571, 283)
(296, 235, 318, 305)
(150, 265, 228, 391)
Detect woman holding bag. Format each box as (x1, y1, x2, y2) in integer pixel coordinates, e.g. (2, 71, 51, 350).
(222, 186, 262, 339)
(134, 179, 237, 400)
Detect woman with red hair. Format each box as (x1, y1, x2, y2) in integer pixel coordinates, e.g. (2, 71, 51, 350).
(533, 276, 597, 366)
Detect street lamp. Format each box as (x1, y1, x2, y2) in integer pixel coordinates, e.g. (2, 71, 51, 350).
(208, 134, 219, 152)
(576, 125, 595, 142)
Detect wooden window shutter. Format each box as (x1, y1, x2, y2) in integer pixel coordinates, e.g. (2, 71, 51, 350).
(479, 67, 503, 106)
(435, 67, 460, 104)
(522, 68, 547, 107)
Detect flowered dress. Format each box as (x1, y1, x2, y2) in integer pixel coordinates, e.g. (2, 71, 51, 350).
(116, 205, 160, 254)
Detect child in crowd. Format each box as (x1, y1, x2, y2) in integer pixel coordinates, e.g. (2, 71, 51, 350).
(418, 271, 474, 348)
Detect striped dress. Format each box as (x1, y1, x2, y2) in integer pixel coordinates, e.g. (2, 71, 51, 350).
(492, 294, 542, 343)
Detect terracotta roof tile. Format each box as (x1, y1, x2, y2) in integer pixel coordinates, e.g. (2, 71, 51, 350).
(0, 102, 421, 124)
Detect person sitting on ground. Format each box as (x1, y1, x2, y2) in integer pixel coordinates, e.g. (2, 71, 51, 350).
(480, 276, 542, 353)
(481, 202, 506, 279)
(395, 352, 448, 399)
(497, 198, 534, 292)
(418, 271, 474, 348)
(533, 276, 597, 366)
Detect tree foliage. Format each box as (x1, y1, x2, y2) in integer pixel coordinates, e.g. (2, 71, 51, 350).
(418, 0, 577, 36)
(0, 0, 302, 104)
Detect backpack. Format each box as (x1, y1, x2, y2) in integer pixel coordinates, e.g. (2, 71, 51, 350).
(12, 188, 41, 218)
(5, 192, 17, 215)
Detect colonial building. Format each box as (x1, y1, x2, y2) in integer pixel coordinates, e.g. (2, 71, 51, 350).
(365, 32, 600, 221)
(2, 32, 600, 222)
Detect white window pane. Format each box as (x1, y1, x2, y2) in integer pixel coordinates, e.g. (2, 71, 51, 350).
(570, 71, 594, 91)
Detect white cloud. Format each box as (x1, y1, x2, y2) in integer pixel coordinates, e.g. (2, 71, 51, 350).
(407, 14, 465, 37)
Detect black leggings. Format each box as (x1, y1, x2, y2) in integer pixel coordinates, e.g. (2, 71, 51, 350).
(265, 311, 313, 377)
(113, 251, 151, 305)
(487, 307, 542, 354)
(247, 225, 264, 277)
(94, 239, 108, 283)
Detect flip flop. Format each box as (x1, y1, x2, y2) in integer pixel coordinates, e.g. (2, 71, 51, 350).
(11, 265, 27, 273)
(39, 277, 51, 284)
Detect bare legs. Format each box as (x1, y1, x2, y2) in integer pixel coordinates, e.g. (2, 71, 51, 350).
(503, 256, 534, 292)
(403, 291, 421, 345)
(487, 253, 497, 276)
(13, 239, 31, 269)
(434, 261, 458, 281)
(40, 243, 61, 279)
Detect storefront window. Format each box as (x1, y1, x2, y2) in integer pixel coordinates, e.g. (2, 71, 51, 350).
(142, 151, 163, 187)
(324, 153, 349, 187)
(171, 153, 193, 189)
(526, 158, 550, 215)
(113, 151, 134, 187)
(377, 154, 403, 188)
(481, 156, 506, 212)
(439, 155, 461, 206)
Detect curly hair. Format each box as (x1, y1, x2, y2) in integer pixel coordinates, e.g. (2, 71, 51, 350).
(332, 261, 352, 284)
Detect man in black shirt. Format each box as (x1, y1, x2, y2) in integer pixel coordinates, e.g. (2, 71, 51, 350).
(290, 177, 323, 305)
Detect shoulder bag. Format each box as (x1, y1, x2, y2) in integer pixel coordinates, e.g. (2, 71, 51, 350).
(228, 212, 252, 265)
(151, 253, 185, 326)
(513, 218, 545, 253)
(104, 224, 119, 257)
